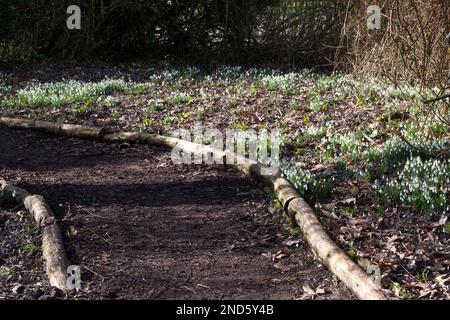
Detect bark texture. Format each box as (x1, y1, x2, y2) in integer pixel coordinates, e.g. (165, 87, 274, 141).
(0, 179, 69, 291)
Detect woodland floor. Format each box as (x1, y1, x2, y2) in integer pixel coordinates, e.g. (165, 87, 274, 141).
(0, 62, 448, 300)
(0, 126, 353, 300)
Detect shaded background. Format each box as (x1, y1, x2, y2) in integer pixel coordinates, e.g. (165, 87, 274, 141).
(0, 0, 448, 85)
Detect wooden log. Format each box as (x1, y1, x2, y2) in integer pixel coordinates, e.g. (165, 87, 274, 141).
(282, 190, 385, 300)
(41, 223, 69, 290)
(0, 117, 35, 130)
(24, 195, 55, 227)
(0, 180, 31, 201)
(59, 123, 105, 139)
(0, 180, 69, 292)
(0, 117, 104, 139)
(103, 132, 178, 148)
(233, 162, 386, 300)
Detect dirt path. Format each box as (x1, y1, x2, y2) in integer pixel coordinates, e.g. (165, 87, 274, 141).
(0, 127, 353, 300)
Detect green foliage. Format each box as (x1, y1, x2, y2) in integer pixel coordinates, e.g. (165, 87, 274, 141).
(370, 138, 448, 170)
(0, 267, 11, 277)
(281, 162, 333, 202)
(391, 282, 415, 300)
(345, 241, 358, 257)
(22, 243, 39, 256)
(142, 118, 153, 128)
(261, 73, 297, 91)
(335, 159, 347, 171)
(150, 102, 165, 112)
(380, 139, 418, 168)
(20, 224, 35, 237)
(170, 93, 194, 106)
(160, 116, 176, 126)
(327, 131, 367, 160)
(297, 125, 329, 144)
(1, 79, 144, 108)
(98, 96, 117, 109)
(444, 223, 450, 234)
(0, 73, 11, 99)
(308, 95, 329, 113)
(377, 157, 449, 216)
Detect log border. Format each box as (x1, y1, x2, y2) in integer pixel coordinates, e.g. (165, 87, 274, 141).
(0, 179, 69, 292)
(0, 117, 387, 300)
